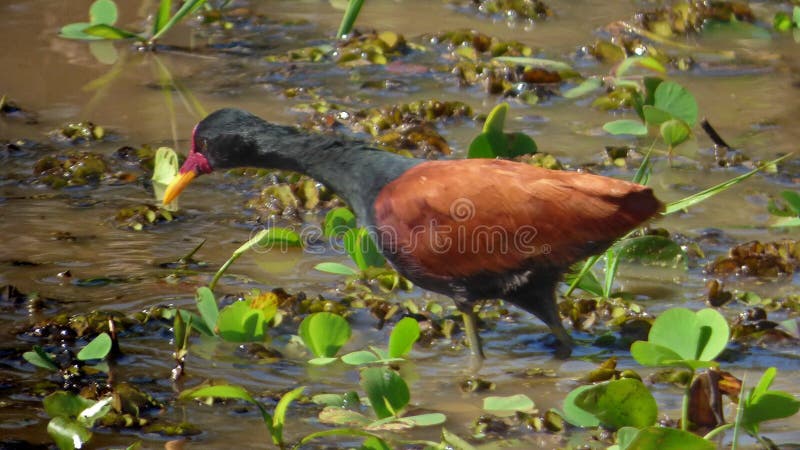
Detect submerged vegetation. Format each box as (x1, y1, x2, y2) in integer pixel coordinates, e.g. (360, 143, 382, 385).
(0, 0, 798, 448)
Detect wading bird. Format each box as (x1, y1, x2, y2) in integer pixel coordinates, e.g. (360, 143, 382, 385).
(164, 108, 662, 363)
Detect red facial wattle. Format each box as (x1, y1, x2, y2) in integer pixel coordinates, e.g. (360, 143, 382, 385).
(179, 148, 212, 175)
(163, 127, 213, 204)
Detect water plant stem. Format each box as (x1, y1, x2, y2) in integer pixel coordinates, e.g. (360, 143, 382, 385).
(682, 377, 692, 431)
(703, 423, 733, 440)
(209, 254, 239, 291)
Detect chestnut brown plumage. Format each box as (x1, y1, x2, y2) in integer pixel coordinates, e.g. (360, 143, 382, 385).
(164, 108, 663, 362)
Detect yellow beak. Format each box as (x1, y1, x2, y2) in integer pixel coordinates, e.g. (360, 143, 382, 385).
(163, 171, 196, 205)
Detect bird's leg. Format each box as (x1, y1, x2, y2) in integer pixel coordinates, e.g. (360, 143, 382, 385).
(550, 320, 574, 359)
(456, 301, 485, 371)
(510, 281, 574, 358)
(534, 301, 573, 359)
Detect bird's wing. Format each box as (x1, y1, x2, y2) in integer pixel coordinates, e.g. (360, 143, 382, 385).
(373, 159, 662, 279)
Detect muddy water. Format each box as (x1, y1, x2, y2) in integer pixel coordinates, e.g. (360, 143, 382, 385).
(1, 0, 799, 448)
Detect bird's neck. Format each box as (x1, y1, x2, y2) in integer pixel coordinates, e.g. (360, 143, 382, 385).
(247, 128, 423, 222)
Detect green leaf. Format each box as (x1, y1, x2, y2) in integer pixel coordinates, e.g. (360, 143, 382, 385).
(441, 428, 477, 450)
(561, 385, 600, 427)
(632, 147, 654, 185)
(394, 412, 447, 427)
(82, 23, 141, 40)
(297, 428, 385, 447)
(309, 357, 339, 365)
(360, 367, 410, 419)
(48, 416, 92, 450)
(752, 367, 775, 401)
(771, 217, 800, 227)
(216, 301, 271, 343)
(615, 56, 666, 78)
(272, 386, 305, 446)
(467, 133, 497, 158)
(60, 22, 102, 40)
(89, 0, 118, 25)
(603, 119, 648, 136)
(573, 378, 658, 429)
(653, 81, 698, 126)
(603, 247, 619, 298)
(643, 77, 663, 107)
(794, 6, 800, 26)
(149, 0, 207, 42)
(341, 350, 381, 365)
(77, 333, 112, 361)
(660, 119, 692, 148)
(664, 155, 793, 215)
(781, 190, 800, 213)
(180, 383, 274, 432)
(616, 235, 687, 269)
(153, 0, 172, 35)
(468, 121, 537, 159)
(312, 392, 360, 408)
(361, 436, 391, 450)
(232, 228, 301, 257)
(633, 308, 729, 365)
(195, 287, 219, 336)
(324, 207, 357, 237)
(344, 227, 385, 270)
(483, 394, 535, 415)
(23, 346, 59, 371)
(563, 77, 603, 99)
(180, 309, 213, 337)
(564, 265, 603, 296)
(616, 426, 640, 450)
(44, 391, 96, 419)
(565, 255, 603, 296)
(152, 147, 179, 202)
(743, 392, 800, 434)
(314, 262, 360, 276)
(630, 342, 717, 370)
(742, 367, 800, 435)
(774, 12, 792, 31)
(505, 132, 538, 157)
(483, 102, 508, 134)
(768, 198, 796, 217)
(77, 397, 112, 427)
(180, 384, 259, 404)
(318, 407, 372, 427)
(336, 0, 365, 37)
(642, 105, 672, 126)
(624, 426, 715, 450)
(468, 103, 538, 158)
(630, 341, 683, 366)
(388, 317, 420, 358)
(299, 312, 351, 358)
(492, 57, 574, 73)
(254, 227, 302, 249)
(173, 308, 189, 353)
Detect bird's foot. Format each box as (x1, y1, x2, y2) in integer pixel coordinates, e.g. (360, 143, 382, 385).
(553, 341, 573, 359)
(549, 326, 574, 359)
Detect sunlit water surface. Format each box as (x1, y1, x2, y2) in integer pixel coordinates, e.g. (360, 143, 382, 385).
(0, 0, 798, 448)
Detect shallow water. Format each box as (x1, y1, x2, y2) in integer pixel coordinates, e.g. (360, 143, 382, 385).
(1, 0, 799, 448)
